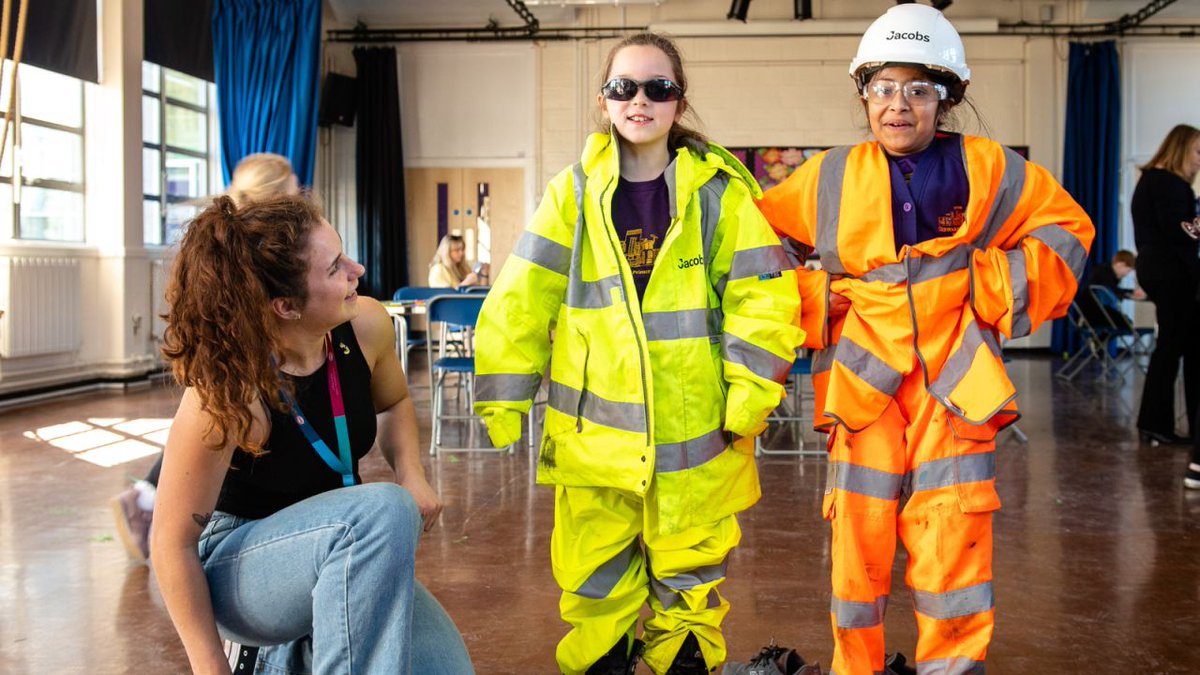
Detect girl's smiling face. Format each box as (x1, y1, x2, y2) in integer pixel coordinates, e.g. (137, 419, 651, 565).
(599, 45, 684, 152)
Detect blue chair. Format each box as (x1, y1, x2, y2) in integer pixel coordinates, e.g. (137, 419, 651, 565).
(392, 286, 454, 384)
(1090, 284, 1154, 374)
(1057, 301, 1120, 382)
(425, 294, 511, 456)
(756, 353, 824, 456)
(458, 285, 490, 295)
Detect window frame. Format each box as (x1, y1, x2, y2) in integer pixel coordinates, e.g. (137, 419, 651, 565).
(0, 67, 87, 242)
(142, 63, 215, 246)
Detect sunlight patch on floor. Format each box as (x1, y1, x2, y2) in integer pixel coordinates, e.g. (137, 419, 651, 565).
(23, 417, 173, 467)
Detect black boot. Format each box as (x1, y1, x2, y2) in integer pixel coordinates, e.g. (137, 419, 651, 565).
(585, 635, 644, 675)
(666, 633, 711, 674)
(884, 652, 917, 675)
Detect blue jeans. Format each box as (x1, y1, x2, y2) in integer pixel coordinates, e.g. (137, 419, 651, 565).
(198, 483, 473, 674)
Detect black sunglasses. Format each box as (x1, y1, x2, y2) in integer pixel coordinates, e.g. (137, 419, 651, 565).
(601, 77, 684, 102)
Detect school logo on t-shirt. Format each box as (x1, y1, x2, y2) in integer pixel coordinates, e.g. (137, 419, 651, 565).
(622, 228, 660, 280)
(937, 205, 966, 234)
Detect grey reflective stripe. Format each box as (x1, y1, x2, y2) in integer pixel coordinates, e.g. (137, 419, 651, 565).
(572, 163, 586, 225)
(566, 274, 623, 309)
(655, 428, 728, 473)
(574, 540, 638, 599)
(977, 145, 1027, 248)
(1027, 223, 1088, 281)
(910, 452, 996, 493)
(928, 323, 1000, 401)
(816, 146, 851, 275)
(724, 334, 792, 383)
(859, 262, 907, 284)
(649, 576, 679, 609)
(566, 163, 625, 310)
(911, 246, 972, 283)
(705, 588, 721, 609)
(1006, 249, 1031, 337)
(812, 347, 836, 374)
(915, 657, 986, 675)
(512, 231, 571, 276)
(729, 244, 790, 281)
(664, 158, 679, 219)
(860, 246, 972, 285)
(714, 276, 727, 298)
(548, 381, 647, 433)
(699, 173, 729, 259)
(653, 561, 728, 591)
(831, 594, 888, 629)
(642, 308, 722, 341)
(834, 337, 904, 396)
(910, 581, 994, 620)
(474, 373, 542, 403)
(830, 460, 904, 501)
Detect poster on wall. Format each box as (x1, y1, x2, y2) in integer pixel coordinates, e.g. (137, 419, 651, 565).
(727, 145, 1031, 192)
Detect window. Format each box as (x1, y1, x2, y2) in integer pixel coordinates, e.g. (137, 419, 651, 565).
(143, 62, 216, 246)
(0, 63, 86, 241)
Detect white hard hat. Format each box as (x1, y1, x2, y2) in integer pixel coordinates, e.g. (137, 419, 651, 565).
(849, 4, 970, 86)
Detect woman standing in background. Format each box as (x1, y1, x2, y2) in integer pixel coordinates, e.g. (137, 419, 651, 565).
(1131, 124, 1200, 447)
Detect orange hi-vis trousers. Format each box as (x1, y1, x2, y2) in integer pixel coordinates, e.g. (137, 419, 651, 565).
(823, 371, 999, 675)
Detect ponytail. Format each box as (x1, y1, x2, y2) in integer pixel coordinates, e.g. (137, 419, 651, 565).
(161, 194, 322, 455)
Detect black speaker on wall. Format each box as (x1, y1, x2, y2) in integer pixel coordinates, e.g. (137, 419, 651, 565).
(318, 73, 357, 127)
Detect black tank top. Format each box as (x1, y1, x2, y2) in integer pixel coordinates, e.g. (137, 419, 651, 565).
(215, 321, 378, 519)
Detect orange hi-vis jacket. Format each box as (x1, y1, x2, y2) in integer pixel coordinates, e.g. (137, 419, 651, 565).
(759, 136, 1094, 434)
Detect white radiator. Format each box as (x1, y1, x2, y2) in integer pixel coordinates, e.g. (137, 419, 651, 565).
(0, 256, 82, 358)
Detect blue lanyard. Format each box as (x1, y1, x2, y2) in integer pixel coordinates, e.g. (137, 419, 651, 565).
(279, 334, 356, 487)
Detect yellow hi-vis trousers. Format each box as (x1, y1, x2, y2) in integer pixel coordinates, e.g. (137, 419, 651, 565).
(823, 371, 999, 675)
(551, 484, 740, 675)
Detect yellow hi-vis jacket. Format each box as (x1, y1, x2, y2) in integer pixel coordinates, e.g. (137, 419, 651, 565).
(758, 136, 1094, 434)
(474, 132, 803, 534)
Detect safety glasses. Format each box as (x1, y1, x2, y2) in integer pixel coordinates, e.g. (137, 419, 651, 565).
(863, 79, 948, 106)
(601, 77, 684, 103)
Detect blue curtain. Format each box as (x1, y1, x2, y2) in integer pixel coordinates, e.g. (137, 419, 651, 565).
(212, 0, 321, 185)
(353, 47, 408, 298)
(1054, 40, 1121, 355)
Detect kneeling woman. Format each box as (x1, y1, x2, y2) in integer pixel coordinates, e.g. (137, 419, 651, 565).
(151, 194, 472, 673)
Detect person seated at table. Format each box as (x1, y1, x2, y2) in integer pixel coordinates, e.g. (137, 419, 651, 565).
(1076, 249, 1142, 329)
(428, 234, 485, 288)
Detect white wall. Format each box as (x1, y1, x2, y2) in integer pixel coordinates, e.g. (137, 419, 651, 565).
(8, 1, 1200, 398)
(1120, 41, 1200, 251)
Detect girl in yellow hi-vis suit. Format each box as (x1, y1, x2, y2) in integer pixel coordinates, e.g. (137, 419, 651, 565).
(758, 6, 1094, 675)
(473, 33, 803, 675)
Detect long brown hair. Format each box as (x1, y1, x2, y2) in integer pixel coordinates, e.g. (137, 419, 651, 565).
(160, 194, 323, 454)
(598, 32, 708, 151)
(1141, 124, 1200, 180)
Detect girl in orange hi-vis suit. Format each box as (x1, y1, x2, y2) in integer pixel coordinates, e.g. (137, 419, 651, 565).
(756, 6, 1094, 675)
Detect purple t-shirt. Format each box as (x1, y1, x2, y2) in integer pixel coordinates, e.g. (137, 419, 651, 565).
(612, 174, 671, 302)
(887, 133, 970, 252)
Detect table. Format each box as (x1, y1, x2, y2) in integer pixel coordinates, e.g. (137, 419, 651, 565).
(382, 301, 425, 376)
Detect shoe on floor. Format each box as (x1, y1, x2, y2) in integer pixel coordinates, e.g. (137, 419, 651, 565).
(585, 635, 644, 675)
(721, 641, 821, 675)
(1185, 463, 1200, 490)
(667, 633, 710, 674)
(884, 652, 917, 675)
(110, 485, 153, 562)
(1138, 429, 1191, 446)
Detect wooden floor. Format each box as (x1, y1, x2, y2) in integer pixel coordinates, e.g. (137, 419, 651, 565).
(1, 353, 1198, 673)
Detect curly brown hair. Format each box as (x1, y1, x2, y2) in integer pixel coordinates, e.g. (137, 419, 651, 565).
(161, 194, 324, 455)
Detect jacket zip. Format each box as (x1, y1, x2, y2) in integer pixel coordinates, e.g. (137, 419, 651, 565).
(598, 174, 653, 446)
